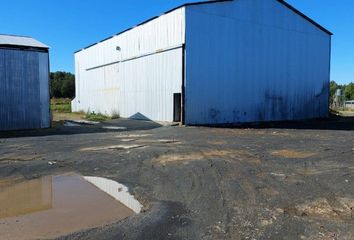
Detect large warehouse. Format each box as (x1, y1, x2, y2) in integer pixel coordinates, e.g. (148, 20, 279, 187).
(72, 0, 332, 125)
(0, 34, 50, 131)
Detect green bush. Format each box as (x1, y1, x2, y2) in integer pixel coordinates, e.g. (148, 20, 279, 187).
(85, 112, 109, 122)
(111, 111, 120, 119)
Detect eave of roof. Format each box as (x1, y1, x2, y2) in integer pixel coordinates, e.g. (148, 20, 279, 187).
(0, 34, 49, 49)
(74, 0, 232, 53)
(75, 0, 332, 54)
(0, 45, 49, 53)
(277, 0, 333, 35)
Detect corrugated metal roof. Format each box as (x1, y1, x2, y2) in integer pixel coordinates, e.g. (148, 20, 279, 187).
(75, 0, 232, 53)
(75, 0, 331, 54)
(0, 34, 49, 49)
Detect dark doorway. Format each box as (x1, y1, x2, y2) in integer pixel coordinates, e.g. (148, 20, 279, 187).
(173, 93, 182, 122)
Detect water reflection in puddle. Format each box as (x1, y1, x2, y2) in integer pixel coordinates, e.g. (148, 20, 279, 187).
(0, 175, 141, 240)
(102, 126, 127, 130)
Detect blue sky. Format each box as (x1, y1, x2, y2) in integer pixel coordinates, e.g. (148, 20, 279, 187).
(0, 0, 353, 84)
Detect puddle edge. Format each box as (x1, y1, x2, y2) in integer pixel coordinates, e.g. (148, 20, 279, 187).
(84, 176, 142, 214)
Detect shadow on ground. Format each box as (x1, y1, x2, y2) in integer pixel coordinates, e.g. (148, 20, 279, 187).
(2, 114, 354, 139)
(205, 114, 354, 131)
(0, 118, 163, 139)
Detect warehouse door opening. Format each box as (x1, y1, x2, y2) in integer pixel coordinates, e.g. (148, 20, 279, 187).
(174, 93, 182, 122)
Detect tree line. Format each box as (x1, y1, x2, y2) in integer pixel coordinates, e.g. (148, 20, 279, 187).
(330, 81, 354, 101)
(49, 72, 354, 103)
(50, 71, 75, 99)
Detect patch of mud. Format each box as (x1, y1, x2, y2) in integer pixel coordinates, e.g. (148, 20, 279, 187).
(208, 141, 226, 145)
(80, 144, 145, 152)
(152, 149, 260, 165)
(295, 165, 354, 176)
(284, 198, 354, 220)
(152, 153, 203, 165)
(0, 153, 42, 162)
(271, 150, 316, 159)
(0, 177, 24, 188)
(0, 175, 140, 240)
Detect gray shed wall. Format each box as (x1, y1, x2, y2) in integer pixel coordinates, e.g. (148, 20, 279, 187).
(0, 48, 50, 131)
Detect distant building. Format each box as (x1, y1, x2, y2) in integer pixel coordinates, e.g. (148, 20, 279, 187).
(72, 0, 332, 125)
(345, 101, 354, 110)
(332, 89, 344, 108)
(0, 34, 50, 131)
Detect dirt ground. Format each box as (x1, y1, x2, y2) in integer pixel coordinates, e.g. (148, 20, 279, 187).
(0, 116, 354, 240)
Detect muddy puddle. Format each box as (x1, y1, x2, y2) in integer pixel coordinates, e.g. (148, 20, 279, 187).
(0, 175, 142, 240)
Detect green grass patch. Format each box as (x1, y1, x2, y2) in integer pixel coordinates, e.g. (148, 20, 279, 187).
(51, 98, 119, 122)
(85, 112, 110, 122)
(51, 103, 71, 112)
(51, 98, 72, 113)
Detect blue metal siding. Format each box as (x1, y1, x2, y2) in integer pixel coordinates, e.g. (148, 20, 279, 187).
(185, 0, 331, 125)
(39, 53, 50, 128)
(0, 49, 50, 131)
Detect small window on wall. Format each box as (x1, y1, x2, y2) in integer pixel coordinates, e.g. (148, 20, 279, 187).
(173, 93, 182, 122)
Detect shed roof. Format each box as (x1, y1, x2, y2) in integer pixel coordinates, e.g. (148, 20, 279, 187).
(0, 34, 49, 49)
(277, 0, 332, 36)
(75, 0, 332, 53)
(75, 0, 233, 53)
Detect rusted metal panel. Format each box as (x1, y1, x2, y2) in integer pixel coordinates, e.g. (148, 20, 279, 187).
(0, 48, 50, 131)
(185, 0, 331, 125)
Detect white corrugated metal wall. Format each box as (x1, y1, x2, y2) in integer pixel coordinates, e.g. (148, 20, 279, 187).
(72, 8, 185, 122)
(185, 0, 331, 124)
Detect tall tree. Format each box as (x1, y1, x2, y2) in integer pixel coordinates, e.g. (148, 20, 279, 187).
(344, 83, 354, 101)
(330, 81, 338, 99)
(50, 72, 75, 98)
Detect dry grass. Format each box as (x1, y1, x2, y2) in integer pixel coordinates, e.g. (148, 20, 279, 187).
(52, 112, 85, 122)
(0, 153, 42, 162)
(284, 197, 354, 220)
(271, 150, 316, 159)
(152, 149, 260, 165)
